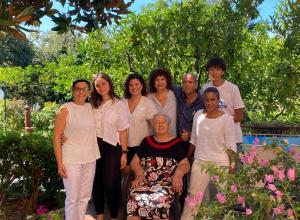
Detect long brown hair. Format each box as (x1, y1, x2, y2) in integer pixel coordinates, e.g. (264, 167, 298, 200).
(90, 72, 119, 108)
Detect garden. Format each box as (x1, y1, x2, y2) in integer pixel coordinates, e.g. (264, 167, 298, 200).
(0, 0, 299, 219)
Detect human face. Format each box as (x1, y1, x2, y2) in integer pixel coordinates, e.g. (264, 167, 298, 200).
(153, 115, 170, 135)
(204, 92, 219, 113)
(94, 77, 110, 98)
(182, 74, 198, 95)
(208, 66, 224, 83)
(129, 78, 143, 97)
(72, 82, 90, 104)
(154, 75, 167, 92)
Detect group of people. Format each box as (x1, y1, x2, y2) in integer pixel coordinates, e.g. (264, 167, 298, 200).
(53, 56, 245, 220)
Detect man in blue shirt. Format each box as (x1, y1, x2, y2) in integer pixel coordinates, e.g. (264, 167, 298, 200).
(173, 72, 204, 211)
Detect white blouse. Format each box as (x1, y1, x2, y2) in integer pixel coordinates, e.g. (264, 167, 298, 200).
(123, 96, 157, 147)
(93, 99, 130, 146)
(190, 110, 237, 165)
(62, 102, 100, 164)
(148, 90, 177, 136)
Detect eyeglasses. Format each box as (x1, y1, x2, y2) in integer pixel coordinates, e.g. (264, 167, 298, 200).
(73, 87, 89, 93)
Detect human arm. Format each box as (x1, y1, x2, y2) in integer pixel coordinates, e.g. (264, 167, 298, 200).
(53, 106, 68, 178)
(181, 129, 190, 142)
(187, 143, 195, 158)
(224, 115, 237, 174)
(233, 108, 244, 123)
(172, 158, 190, 193)
(130, 154, 145, 187)
(119, 128, 128, 169)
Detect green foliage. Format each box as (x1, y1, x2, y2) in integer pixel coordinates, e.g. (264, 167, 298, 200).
(0, 99, 26, 130)
(196, 143, 300, 219)
(32, 102, 59, 132)
(37, 208, 64, 220)
(0, 35, 34, 67)
(0, 130, 63, 212)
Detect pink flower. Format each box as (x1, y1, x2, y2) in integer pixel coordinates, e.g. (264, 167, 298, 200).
(246, 208, 252, 216)
(185, 191, 203, 209)
(267, 183, 277, 191)
(264, 175, 274, 183)
(273, 205, 284, 215)
(287, 168, 296, 181)
(230, 184, 237, 193)
(277, 169, 285, 182)
(216, 192, 226, 204)
(275, 190, 283, 200)
(237, 195, 245, 204)
(210, 175, 220, 182)
(289, 147, 296, 155)
(287, 209, 294, 217)
(253, 137, 260, 145)
(259, 159, 269, 167)
(36, 205, 48, 215)
(240, 154, 254, 165)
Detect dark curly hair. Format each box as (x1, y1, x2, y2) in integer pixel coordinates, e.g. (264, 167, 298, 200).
(124, 73, 147, 99)
(206, 56, 227, 72)
(148, 67, 173, 93)
(90, 72, 119, 108)
(203, 87, 220, 100)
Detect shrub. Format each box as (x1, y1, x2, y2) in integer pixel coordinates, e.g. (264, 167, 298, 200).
(193, 142, 300, 219)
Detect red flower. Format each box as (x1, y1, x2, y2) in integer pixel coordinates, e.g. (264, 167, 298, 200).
(151, 159, 156, 166)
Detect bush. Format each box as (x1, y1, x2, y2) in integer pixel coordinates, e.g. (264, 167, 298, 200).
(192, 142, 300, 219)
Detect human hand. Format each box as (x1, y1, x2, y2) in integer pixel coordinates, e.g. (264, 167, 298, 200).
(228, 161, 236, 174)
(58, 164, 67, 178)
(60, 134, 67, 144)
(120, 153, 127, 169)
(172, 175, 183, 193)
(181, 129, 190, 142)
(132, 173, 145, 188)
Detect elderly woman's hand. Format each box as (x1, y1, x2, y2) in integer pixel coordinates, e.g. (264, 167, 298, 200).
(132, 173, 145, 188)
(172, 175, 183, 193)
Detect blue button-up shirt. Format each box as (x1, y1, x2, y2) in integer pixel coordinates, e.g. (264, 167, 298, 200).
(173, 86, 205, 136)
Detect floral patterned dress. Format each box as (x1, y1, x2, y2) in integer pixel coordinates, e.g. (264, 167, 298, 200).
(127, 136, 186, 219)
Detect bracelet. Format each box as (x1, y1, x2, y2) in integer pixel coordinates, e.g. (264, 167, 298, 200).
(122, 150, 128, 154)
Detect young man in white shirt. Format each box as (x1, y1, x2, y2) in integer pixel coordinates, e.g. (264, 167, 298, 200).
(201, 56, 245, 144)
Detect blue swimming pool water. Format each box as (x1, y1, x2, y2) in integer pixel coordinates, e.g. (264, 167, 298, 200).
(243, 135, 300, 147)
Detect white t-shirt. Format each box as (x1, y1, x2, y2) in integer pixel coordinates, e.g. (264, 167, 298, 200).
(190, 110, 237, 165)
(62, 102, 100, 164)
(202, 80, 245, 143)
(123, 96, 157, 147)
(93, 99, 130, 146)
(148, 90, 177, 136)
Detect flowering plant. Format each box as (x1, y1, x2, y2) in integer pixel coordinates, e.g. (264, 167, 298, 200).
(194, 141, 300, 219)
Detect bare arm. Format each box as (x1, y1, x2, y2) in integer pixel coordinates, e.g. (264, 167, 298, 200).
(233, 108, 244, 123)
(172, 158, 190, 193)
(53, 106, 68, 178)
(188, 143, 195, 158)
(119, 128, 128, 169)
(130, 154, 145, 187)
(227, 149, 237, 174)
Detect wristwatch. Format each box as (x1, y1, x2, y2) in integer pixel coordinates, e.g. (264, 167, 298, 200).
(122, 150, 128, 154)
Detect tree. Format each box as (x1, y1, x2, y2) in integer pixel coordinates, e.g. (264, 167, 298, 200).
(0, 35, 34, 67)
(0, 0, 134, 40)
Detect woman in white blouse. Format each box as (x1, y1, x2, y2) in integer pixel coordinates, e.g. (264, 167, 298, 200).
(148, 67, 177, 136)
(181, 87, 237, 220)
(123, 73, 157, 168)
(53, 79, 100, 220)
(91, 73, 129, 220)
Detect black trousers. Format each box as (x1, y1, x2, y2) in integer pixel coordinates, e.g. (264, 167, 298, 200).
(92, 138, 122, 218)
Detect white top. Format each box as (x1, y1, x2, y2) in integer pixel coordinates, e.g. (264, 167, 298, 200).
(62, 102, 100, 164)
(123, 96, 157, 147)
(93, 99, 130, 146)
(190, 110, 237, 165)
(202, 80, 245, 143)
(148, 90, 177, 136)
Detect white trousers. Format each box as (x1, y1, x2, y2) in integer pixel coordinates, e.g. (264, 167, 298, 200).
(181, 160, 228, 220)
(63, 161, 96, 220)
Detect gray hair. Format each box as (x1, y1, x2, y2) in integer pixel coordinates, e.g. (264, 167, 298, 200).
(153, 112, 171, 124)
(182, 72, 198, 83)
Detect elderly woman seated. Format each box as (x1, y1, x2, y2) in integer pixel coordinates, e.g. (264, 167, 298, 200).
(127, 113, 190, 220)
